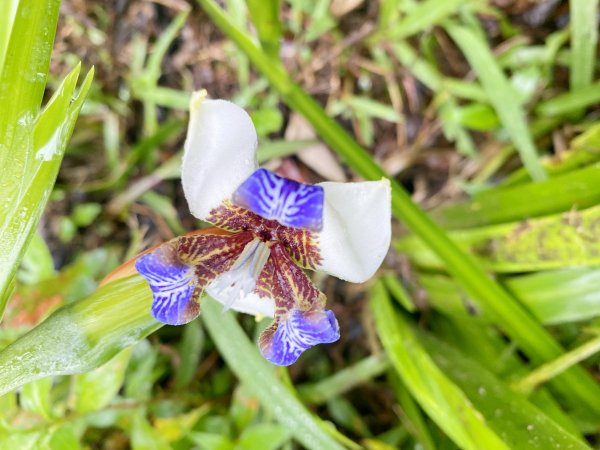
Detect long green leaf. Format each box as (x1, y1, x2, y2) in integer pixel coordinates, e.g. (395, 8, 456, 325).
(370, 281, 511, 450)
(433, 164, 600, 229)
(246, 0, 281, 60)
(0, 0, 94, 311)
(196, 0, 600, 418)
(0, 66, 94, 312)
(420, 267, 600, 326)
(201, 299, 349, 450)
(399, 203, 600, 273)
(0, 0, 18, 75)
(417, 330, 591, 450)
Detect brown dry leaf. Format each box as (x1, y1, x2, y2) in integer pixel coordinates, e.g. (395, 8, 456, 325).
(285, 113, 346, 182)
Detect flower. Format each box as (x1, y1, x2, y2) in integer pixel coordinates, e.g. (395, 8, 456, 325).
(134, 91, 391, 366)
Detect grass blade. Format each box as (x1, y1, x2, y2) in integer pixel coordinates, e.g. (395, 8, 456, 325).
(433, 164, 600, 229)
(417, 330, 591, 450)
(445, 23, 546, 181)
(515, 334, 600, 394)
(246, 0, 281, 60)
(370, 281, 511, 450)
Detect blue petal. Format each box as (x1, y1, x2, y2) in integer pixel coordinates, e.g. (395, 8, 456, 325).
(260, 309, 340, 366)
(232, 168, 324, 231)
(135, 244, 200, 325)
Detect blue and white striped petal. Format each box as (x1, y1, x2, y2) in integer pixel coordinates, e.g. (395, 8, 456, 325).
(259, 309, 340, 366)
(135, 243, 200, 325)
(233, 168, 324, 231)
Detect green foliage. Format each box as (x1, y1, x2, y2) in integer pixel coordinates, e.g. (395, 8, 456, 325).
(0, 0, 93, 312)
(3, 0, 600, 448)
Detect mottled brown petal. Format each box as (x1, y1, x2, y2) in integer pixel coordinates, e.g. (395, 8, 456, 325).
(177, 231, 255, 289)
(208, 201, 322, 269)
(255, 242, 326, 318)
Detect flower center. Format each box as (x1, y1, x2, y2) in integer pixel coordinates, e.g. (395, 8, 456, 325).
(206, 238, 271, 310)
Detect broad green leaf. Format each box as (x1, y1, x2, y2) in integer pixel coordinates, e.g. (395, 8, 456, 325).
(370, 281, 510, 450)
(0, 65, 94, 312)
(0, 0, 58, 305)
(71, 347, 132, 413)
(506, 268, 600, 325)
(418, 331, 590, 450)
(398, 204, 600, 273)
(433, 164, 600, 229)
(0, 275, 160, 397)
(420, 269, 600, 326)
(201, 299, 348, 450)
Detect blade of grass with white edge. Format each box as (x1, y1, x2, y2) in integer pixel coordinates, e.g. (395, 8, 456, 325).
(444, 22, 547, 182)
(196, 0, 600, 418)
(201, 298, 353, 450)
(370, 281, 511, 450)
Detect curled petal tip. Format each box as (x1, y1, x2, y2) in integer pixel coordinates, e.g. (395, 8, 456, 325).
(190, 89, 208, 112)
(259, 309, 340, 366)
(135, 244, 200, 326)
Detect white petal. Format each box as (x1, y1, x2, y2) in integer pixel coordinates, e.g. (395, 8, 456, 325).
(316, 179, 391, 283)
(208, 291, 275, 318)
(182, 91, 258, 220)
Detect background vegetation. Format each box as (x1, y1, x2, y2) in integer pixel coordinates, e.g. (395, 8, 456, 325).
(2, 0, 600, 448)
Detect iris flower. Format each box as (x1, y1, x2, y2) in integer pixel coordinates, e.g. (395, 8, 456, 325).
(135, 91, 391, 366)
